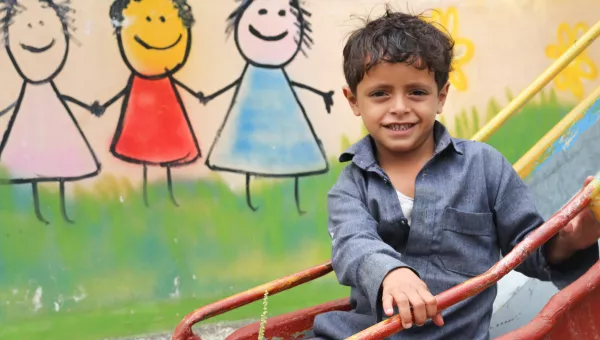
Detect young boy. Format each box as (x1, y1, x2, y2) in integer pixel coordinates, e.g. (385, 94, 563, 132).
(312, 7, 600, 340)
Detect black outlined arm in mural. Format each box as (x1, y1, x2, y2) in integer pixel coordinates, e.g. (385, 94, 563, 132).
(0, 102, 16, 117)
(290, 81, 334, 113)
(91, 87, 128, 117)
(61, 95, 93, 112)
(200, 77, 242, 105)
(172, 78, 207, 103)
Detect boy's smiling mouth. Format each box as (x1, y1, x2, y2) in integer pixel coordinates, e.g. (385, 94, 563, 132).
(134, 34, 182, 50)
(384, 123, 416, 131)
(249, 25, 288, 41)
(20, 39, 55, 53)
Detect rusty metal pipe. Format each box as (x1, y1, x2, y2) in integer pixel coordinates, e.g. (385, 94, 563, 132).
(346, 175, 600, 340)
(171, 261, 333, 340)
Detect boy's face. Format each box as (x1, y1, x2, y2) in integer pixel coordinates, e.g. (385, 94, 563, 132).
(343, 61, 449, 156)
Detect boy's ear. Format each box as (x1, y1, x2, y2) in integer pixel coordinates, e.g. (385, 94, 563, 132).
(342, 86, 361, 117)
(437, 82, 450, 114)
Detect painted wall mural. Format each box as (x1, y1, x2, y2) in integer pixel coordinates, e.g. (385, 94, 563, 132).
(101, 0, 203, 208)
(425, 6, 474, 92)
(546, 21, 598, 100)
(0, 0, 598, 339)
(0, 0, 100, 224)
(204, 0, 334, 214)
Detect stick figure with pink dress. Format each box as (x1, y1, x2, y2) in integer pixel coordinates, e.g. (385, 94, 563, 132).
(0, 0, 100, 224)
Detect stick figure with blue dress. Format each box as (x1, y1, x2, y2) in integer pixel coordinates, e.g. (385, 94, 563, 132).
(202, 0, 333, 215)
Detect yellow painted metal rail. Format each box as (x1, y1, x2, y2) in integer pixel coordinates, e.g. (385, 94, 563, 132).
(472, 19, 600, 143)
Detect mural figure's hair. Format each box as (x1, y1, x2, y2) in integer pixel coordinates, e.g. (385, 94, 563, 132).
(226, 0, 314, 56)
(109, 0, 194, 31)
(0, 0, 77, 46)
(342, 4, 454, 94)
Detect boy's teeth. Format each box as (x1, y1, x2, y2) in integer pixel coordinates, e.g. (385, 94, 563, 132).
(388, 124, 413, 131)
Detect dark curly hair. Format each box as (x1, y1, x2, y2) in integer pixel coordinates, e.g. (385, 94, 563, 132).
(109, 0, 194, 31)
(1, 0, 76, 45)
(343, 5, 454, 94)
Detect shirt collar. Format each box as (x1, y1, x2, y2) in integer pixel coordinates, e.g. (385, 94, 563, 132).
(339, 121, 464, 170)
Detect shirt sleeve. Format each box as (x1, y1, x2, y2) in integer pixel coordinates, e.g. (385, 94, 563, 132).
(492, 152, 599, 289)
(328, 165, 419, 321)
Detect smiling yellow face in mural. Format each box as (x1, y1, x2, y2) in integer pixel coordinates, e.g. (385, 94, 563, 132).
(116, 0, 192, 77)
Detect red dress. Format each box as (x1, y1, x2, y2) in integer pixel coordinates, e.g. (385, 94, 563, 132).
(111, 75, 200, 166)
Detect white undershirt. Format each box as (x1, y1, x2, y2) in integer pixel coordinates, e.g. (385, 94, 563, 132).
(396, 190, 414, 226)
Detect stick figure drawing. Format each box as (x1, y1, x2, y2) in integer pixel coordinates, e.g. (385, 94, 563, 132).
(0, 0, 101, 224)
(202, 0, 334, 215)
(96, 0, 203, 207)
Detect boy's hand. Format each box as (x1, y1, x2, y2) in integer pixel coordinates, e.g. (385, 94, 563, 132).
(548, 176, 600, 264)
(382, 267, 444, 329)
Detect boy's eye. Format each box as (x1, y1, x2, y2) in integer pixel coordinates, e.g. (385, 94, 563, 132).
(369, 91, 387, 97)
(410, 90, 427, 96)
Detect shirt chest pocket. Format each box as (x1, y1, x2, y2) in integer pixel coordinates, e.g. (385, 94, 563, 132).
(438, 207, 498, 277)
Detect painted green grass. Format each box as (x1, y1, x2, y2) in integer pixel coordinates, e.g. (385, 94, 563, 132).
(485, 89, 573, 164)
(0, 275, 346, 340)
(441, 88, 573, 164)
(0, 164, 349, 339)
(0, 87, 574, 339)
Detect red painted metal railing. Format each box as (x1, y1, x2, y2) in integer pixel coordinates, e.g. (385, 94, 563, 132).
(171, 262, 334, 340)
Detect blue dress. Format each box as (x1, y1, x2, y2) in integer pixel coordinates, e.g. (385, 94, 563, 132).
(205, 64, 328, 176)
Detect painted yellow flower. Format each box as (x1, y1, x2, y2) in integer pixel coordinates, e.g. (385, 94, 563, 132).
(425, 7, 475, 92)
(546, 22, 598, 100)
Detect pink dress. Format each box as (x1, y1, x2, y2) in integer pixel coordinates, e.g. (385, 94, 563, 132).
(0, 82, 100, 182)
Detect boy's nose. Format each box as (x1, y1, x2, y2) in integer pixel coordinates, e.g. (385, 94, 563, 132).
(389, 95, 409, 115)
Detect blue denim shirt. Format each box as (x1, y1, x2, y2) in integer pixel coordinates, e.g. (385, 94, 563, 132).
(312, 122, 599, 340)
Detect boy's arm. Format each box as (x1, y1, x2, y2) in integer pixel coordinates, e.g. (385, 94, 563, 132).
(492, 153, 599, 289)
(329, 166, 419, 320)
(544, 176, 600, 265)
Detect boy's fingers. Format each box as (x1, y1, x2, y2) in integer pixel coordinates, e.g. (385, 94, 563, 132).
(394, 293, 413, 329)
(433, 313, 445, 327)
(382, 293, 395, 316)
(405, 290, 426, 326)
(417, 287, 438, 318)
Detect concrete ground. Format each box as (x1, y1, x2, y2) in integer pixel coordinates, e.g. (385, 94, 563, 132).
(110, 320, 255, 340)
